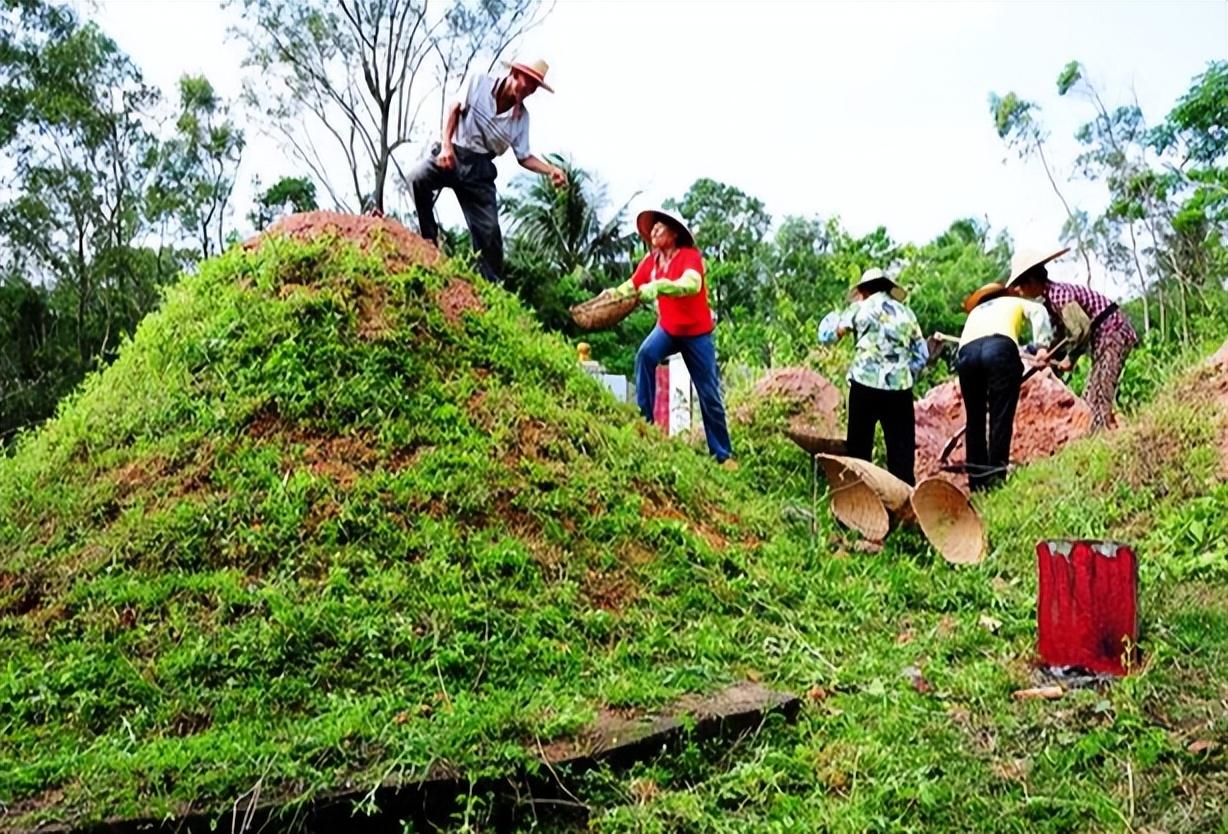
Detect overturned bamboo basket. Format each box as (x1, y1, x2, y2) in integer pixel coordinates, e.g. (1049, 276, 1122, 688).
(910, 477, 987, 565)
(815, 454, 914, 542)
(785, 424, 848, 457)
(570, 293, 639, 331)
(805, 451, 988, 564)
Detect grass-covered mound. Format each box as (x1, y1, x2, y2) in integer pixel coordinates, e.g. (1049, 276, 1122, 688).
(0, 215, 800, 828)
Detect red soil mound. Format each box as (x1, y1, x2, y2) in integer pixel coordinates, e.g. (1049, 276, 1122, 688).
(245, 211, 440, 271)
(915, 369, 1092, 483)
(436, 278, 485, 325)
(243, 210, 486, 331)
(748, 367, 842, 434)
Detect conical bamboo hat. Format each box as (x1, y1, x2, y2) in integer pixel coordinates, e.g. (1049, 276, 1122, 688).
(910, 477, 988, 564)
(816, 454, 913, 541)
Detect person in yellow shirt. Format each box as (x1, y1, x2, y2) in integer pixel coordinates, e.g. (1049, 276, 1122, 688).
(955, 282, 1054, 491)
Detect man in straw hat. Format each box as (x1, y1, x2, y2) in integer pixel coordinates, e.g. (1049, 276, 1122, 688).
(1007, 248, 1138, 431)
(406, 58, 567, 284)
(954, 282, 1054, 490)
(607, 210, 735, 469)
(819, 268, 928, 485)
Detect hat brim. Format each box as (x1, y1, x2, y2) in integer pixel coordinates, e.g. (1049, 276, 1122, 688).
(504, 62, 554, 92)
(636, 210, 695, 249)
(849, 278, 907, 302)
(963, 284, 1009, 313)
(1006, 247, 1070, 287)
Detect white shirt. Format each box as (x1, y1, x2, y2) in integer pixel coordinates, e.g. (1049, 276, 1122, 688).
(451, 73, 531, 160)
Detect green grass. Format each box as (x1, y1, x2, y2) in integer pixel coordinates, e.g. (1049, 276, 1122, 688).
(543, 368, 1228, 834)
(2, 228, 1226, 832)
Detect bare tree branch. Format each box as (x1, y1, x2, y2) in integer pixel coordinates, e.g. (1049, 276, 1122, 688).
(232, 0, 552, 214)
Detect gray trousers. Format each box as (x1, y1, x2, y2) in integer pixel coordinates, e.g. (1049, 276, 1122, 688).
(407, 144, 503, 284)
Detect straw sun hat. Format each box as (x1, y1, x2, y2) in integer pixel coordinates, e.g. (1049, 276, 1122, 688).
(504, 58, 554, 92)
(910, 478, 988, 565)
(810, 453, 990, 564)
(816, 453, 913, 542)
(849, 267, 907, 302)
(962, 282, 1010, 314)
(635, 209, 696, 249)
(1005, 247, 1071, 288)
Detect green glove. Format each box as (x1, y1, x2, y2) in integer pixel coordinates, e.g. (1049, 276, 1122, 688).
(638, 281, 661, 302)
(609, 280, 636, 300)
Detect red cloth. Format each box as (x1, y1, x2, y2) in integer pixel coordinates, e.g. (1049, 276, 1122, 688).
(653, 365, 670, 429)
(1036, 540, 1139, 675)
(631, 247, 714, 337)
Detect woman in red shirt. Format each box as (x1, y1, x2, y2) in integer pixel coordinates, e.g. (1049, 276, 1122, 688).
(610, 210, 734, 467)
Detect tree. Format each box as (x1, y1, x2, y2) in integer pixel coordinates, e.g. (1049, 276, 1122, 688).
(0, 277, 61, 444)
(745, 216, 838, 367)
(1053, 60, 1228, 343)
(1152, 61, 1228, 291)
(1056, 60, 1156, 332)
(230, 0, 552, 214)
(249, 175, 320, 230)
(503, 153, 637, 281)
(763, 215, 840, 311)
(664, 178, 772, 327)
(989, 91, 1094, 283)
(149, 74, 245, 259)
(899, 218, 1012, 341)
(1152, 61, 1228, 167)
(0, 6, 161, 364)
(0, 1, 181, 439)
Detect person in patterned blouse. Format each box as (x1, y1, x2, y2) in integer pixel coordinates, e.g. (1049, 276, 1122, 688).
(819, 268, 928, 485)
(1007, 248, 1139, 431)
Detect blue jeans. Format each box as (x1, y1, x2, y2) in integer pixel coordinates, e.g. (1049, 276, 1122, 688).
(635, 326, 733, 462)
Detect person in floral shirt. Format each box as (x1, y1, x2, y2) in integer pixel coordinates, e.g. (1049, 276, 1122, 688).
(819, 268, 928, 485)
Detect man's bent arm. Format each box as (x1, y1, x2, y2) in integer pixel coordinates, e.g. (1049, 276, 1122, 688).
(441, 103, 461, 152)
(518, 154, 564, 180)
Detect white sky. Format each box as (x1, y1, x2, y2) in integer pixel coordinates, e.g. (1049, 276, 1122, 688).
(89, 0, 1228, 294)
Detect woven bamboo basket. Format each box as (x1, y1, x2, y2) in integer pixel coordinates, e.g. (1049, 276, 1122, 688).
(570, 293, 639, 331)
(785, 424, 847, 456)
(815, 453, 913, 541)
(910, 477, 987, 565)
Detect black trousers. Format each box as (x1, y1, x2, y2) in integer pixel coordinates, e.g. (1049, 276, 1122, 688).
(956, 335, 1023, 491)
(407, 144, 503, 284)
(846, 380, 916, 486)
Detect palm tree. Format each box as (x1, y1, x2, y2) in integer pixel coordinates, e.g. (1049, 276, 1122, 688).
(502, 153, 638, 287)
